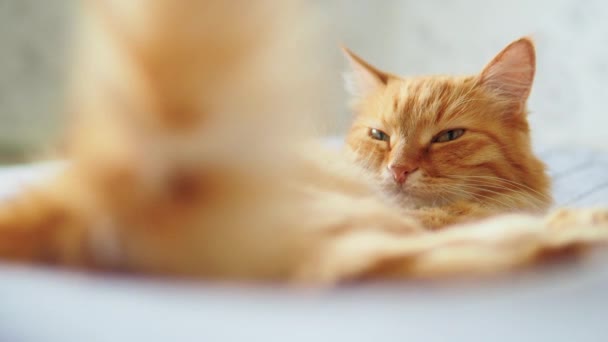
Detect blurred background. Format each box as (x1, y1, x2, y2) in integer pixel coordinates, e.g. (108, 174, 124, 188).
(1, 0, 607, 163)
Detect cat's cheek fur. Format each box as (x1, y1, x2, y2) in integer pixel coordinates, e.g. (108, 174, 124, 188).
(346, 134, 389, 172)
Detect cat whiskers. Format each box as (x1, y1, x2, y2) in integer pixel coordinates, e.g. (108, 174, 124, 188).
(439, 184, 520, 211)
(450, 175, 551, 203)
(443, 175, 550, 210)
(444, 183, 528, 210)
(462, 181, 548, 211)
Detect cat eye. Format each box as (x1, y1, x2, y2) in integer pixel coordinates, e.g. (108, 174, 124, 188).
(432, 129, 466, 143)
(369, 128, 390, 142)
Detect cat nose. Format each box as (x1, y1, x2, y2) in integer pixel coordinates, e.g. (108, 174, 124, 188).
(388, 164, 418, 184)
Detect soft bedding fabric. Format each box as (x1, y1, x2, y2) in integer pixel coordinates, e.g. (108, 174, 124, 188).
(0, 147, 607, 342)
(541, 147, 608, 207)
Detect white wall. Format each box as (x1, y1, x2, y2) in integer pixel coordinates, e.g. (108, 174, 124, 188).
(1, 0, 606, 160)
(0, 0, 69, 159)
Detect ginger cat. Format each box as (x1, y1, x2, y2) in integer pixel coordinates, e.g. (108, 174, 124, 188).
(343, 39, 552, 229)
(0, 0, 606, 285)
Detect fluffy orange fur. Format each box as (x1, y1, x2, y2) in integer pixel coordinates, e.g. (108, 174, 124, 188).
(0, 0, 606, 285)
(344, 39, 552, 229)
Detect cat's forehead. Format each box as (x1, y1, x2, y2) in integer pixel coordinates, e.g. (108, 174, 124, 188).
(380, 75, 476, 132)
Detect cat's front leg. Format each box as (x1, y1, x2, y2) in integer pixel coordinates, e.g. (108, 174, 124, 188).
(296, 208, 608, 285)
(292, 209, 425, 285)
(292, 229, 425, 286)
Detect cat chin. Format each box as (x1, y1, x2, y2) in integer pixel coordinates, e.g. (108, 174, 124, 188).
(396, 192, 453, 209)
(380, 172, 458, 208)
(383, 183, 449, 209)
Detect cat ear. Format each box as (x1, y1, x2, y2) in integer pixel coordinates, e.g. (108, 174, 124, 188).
(479, 37, 536, 106)
(341, 46, 389, 99)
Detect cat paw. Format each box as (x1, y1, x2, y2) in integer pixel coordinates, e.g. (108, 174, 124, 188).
(546, 207, 608, 230)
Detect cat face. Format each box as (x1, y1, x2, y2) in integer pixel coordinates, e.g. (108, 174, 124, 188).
(344, 39, 551, 210)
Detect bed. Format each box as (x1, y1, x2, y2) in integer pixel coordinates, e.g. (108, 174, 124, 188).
(0, 145, 607, 342)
